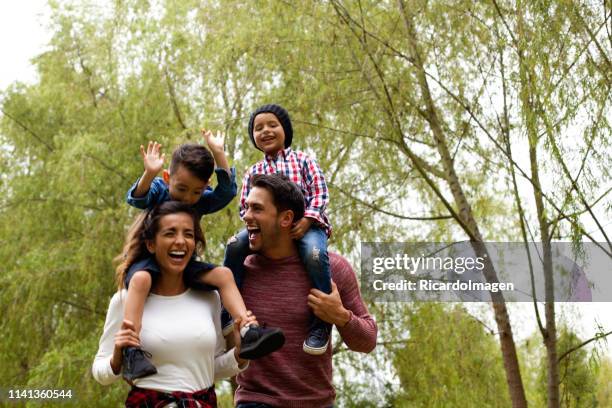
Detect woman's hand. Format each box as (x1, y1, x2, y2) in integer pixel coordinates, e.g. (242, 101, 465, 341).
(233, 311, 257, 367)
(110, 319, 140, 375)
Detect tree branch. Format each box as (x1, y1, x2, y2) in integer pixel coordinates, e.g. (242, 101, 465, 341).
(558, 330, 612, 362)
(333, 338, 411, 355)
(42, 296, 105, 317)
(163, 65, 187, 130)
(331, 0, 475, 239)
(331, 182, 453, 221)
(0, 108, 55, 152)
(83, 153, 129, 182)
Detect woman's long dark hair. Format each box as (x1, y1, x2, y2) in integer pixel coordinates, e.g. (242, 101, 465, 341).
(113, 201, 205, 290)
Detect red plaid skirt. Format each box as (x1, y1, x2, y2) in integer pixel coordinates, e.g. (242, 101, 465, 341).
(125, 385, 216, 407)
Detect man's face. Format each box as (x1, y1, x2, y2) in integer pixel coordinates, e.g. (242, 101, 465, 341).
(243, 186, 284, 254)
(166, 164, 209, 206)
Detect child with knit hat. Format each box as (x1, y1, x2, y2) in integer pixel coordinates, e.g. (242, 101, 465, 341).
(224, 104, 333, 355)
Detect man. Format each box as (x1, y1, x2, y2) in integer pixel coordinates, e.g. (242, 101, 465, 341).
(233, 174, 378, 408)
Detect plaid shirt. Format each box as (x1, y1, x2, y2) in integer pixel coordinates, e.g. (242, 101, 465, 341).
(125, 386, 216, 408)
(239, 147, 331, 236)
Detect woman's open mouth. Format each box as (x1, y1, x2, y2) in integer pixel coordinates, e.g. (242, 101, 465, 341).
(168, 250, 187, 264)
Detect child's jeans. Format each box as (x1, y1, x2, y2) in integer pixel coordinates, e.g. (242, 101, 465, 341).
(221, 226, 331, 327)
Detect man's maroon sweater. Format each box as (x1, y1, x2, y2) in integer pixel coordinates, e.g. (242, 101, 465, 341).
(235, 252, 377, 408)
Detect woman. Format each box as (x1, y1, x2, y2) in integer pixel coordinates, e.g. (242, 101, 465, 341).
(93, 201, 251, 407)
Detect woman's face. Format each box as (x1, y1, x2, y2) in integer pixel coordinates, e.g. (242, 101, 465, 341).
(146, 212, 196, 276)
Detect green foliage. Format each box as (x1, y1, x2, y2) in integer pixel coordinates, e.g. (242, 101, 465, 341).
(390, 303, 510, 407)
(539, 328, 599, 407)
(522, 324, 602, 407)
(596, 358, 612, 406)
(0, 0, 609, 405)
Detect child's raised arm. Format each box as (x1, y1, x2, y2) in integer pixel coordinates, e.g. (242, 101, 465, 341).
(132, 141, 165, 198)
(192, 130, 237, 215)
(202, 129, 230, 173)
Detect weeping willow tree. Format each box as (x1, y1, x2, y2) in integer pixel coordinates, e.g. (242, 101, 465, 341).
(390, 303, 511, 407)
(0, 0, 609, 406)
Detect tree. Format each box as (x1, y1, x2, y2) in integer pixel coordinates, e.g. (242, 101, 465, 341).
(525, 327, 600, 407)
(391, 303, 510, 407)
(1, 0, 609, 405)
(596, 357, 612, 406)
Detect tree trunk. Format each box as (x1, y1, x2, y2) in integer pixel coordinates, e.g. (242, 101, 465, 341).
(516, 1, 560, 404)
(529, 122, 559, 408)
(398, 2, 528, 406)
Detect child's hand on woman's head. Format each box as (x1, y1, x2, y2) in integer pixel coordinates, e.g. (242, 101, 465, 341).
(201, 129, 225, 153)
(140, 141, 165, 176)
(290, 217, 313, 240)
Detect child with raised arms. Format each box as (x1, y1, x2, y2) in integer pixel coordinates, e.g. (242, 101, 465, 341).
(120, 130, 284, 382)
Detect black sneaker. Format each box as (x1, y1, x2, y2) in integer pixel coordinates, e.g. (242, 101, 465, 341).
(303, 320, 331, 355)
(238, 325, 285, 360)
(122, 347, 157, 382)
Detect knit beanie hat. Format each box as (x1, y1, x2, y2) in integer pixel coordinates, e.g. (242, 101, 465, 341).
(248, 104, 293, 151)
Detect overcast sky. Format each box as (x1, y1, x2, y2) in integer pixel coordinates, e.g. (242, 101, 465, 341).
(0, 1, 51, 91)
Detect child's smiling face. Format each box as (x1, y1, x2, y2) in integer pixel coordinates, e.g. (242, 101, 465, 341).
(253, 112, 285, 155)
(165, 164, 209, 206)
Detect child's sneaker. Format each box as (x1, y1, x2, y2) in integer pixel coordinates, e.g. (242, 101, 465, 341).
(238, 325, 285, 360)
(222, 320, 234, 337)
(303, 320, 331, 355)
(220, 308, 234, 336)
(122, 347, 157, 382)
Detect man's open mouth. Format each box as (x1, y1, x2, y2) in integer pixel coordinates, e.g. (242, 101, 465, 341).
(247, 226, 261, 240)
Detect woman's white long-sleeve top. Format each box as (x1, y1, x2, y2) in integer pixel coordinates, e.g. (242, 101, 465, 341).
(92, 289, 245, 391)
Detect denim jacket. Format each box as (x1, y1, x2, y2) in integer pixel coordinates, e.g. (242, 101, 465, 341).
(127, 167, 237, 219)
